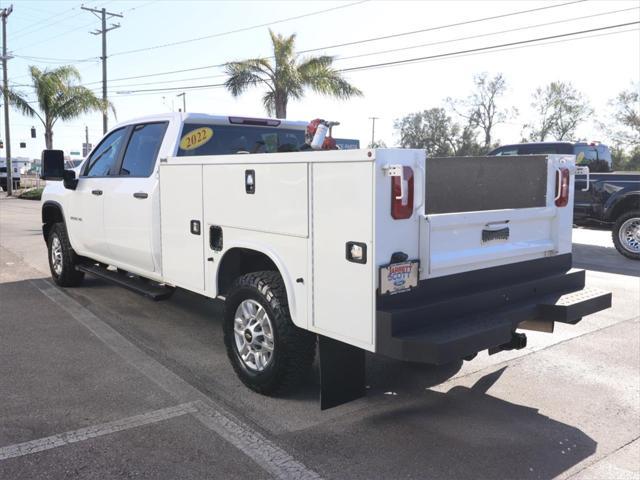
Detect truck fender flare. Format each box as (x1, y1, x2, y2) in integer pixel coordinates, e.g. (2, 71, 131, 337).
(605, 192, 640, 221)
(216, 241, 301, 328)
(41, 200, 65, 241)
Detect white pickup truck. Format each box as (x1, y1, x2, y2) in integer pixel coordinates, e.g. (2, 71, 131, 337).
(40, 113, 611, 408)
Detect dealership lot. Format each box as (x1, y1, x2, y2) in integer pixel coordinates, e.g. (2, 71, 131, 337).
(1, 195, 638, 479)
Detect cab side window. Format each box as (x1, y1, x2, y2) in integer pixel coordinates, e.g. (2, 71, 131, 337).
(119, 122, 168, 177)
(83, 128, 127, 177)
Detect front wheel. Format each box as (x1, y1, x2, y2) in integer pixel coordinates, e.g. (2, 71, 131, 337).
(223, 271, 316, 395)
(47, 223, 85, 286)
(612, 210, 640, 260)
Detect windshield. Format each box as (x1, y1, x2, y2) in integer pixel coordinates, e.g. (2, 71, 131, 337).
(177, 124, 305, 156)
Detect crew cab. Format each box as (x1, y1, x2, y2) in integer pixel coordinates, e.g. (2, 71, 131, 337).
(489, 142, 640, 259)
(40, 113, 611, 408)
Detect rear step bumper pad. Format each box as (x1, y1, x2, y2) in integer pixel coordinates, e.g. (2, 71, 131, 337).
(376, 269, 611, 365)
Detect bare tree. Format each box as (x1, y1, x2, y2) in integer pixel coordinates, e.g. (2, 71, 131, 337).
(525, 81, 592, 141)
(447, 72, 511, 150)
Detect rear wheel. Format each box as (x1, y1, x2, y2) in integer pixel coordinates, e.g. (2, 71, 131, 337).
(47, 223, 85, 286)
(223, 271, 316, 395)
(612, 210, 640, 260)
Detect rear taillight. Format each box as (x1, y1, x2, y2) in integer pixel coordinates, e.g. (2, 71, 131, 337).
(555, 167, 570, 207)
(391, 166, 414, 219)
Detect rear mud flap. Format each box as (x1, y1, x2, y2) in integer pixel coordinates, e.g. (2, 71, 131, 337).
(319, 335, 366, 410)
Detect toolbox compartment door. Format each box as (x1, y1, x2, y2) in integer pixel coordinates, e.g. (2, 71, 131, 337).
(159, 164, 205, 292)
(312, 161, 375, 351)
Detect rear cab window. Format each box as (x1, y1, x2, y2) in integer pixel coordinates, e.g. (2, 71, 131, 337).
(492, 147, 519, 156)
(177, 123, 305, 157)
(573, 144, 611, 172)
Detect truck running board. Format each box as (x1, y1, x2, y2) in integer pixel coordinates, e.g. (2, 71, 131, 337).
(76, 262, 175, 301)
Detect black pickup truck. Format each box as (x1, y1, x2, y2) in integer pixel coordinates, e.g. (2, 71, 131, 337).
(489, 142, 640, 260)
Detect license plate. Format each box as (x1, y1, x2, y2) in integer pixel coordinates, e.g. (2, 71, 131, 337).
(380, 261, 419, 295)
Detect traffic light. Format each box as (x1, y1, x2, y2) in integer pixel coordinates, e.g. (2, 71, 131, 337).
(0, 140, 4, 149)
(31, 126, 36, 138)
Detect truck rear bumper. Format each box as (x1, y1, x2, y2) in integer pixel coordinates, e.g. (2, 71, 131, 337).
(376, 254, 611, 365)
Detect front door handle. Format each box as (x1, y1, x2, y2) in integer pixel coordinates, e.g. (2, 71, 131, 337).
(91, 189, 103, 196)
(133, 192, 148, 199)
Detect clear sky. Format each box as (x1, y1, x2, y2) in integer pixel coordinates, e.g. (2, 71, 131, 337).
(2, 0, 639, 160)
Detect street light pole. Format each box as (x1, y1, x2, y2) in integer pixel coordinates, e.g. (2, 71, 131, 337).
(177, 92, 186, 112)
(368, 116, 379, 148)
(1, 5, 13, 196)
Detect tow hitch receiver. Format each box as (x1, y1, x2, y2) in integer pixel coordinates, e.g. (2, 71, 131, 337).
(488, 332, 527, 355)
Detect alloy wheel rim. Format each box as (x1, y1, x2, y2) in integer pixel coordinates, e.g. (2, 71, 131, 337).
(233, 299, 275, 372)
(619, 217, 640, 253)
(51, 235, 63, 276)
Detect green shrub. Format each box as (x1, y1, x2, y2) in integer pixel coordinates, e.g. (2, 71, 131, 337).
(18, 187, 44, 200)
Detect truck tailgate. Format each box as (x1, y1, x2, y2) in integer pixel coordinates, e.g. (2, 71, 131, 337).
(420, 155, 573, 278)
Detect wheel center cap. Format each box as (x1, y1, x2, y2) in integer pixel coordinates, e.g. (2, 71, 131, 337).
(244, 329, 253, 343)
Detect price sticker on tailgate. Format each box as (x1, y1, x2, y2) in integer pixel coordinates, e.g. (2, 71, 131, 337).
(380, 260, 419, 295)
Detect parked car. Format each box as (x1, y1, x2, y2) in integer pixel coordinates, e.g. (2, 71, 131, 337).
(489, 141, 612, 171)
(489, 142, 640, 260)
(0, 165, 21, 191)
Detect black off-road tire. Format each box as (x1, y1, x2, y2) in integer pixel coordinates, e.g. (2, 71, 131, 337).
(47, 222, 85, 287)
(223, 271, 316, 395)
(612, 210, 640, 260)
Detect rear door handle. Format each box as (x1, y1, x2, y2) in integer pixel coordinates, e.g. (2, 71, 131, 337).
(133, 192, 148, 199)
(91, 189, 103, 196)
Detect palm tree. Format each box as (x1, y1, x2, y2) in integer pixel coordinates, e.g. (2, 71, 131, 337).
(6, 65, 111, 149)
(224, 30, 362, 119)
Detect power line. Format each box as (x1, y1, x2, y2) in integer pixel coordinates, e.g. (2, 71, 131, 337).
(297, 0, 588, 54)
(79, 5, 637, 91)
(103, 22, 638, 96)
(11, 19, 104, 54)
(81, 63, 226, 85)
(108, 0, 369, 57)
(106, 26, 638, 100)
(10, 5, 80, 38)
(13, 54, 99, 64)
(76, 0, 595, 87)
(10, 1, 113, 43)
(336, 6, 639, 62)
(109, 0, 586, 59)
(341, 21, 640, 72)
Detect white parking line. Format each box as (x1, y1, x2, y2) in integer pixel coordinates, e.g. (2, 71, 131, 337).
(0, 403, 198, 461)
(32, 279, 322, 480)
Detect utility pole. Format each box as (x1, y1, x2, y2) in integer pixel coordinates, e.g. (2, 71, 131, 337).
(177, 92, 186, 112)
(82, 5, 122, 134)
(1, 5, 13, 196)
(85, 125, 89, 147)
(368, 116, 379, 148)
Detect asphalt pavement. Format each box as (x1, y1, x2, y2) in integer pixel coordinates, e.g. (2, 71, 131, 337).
(0, 194, 638, 479)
